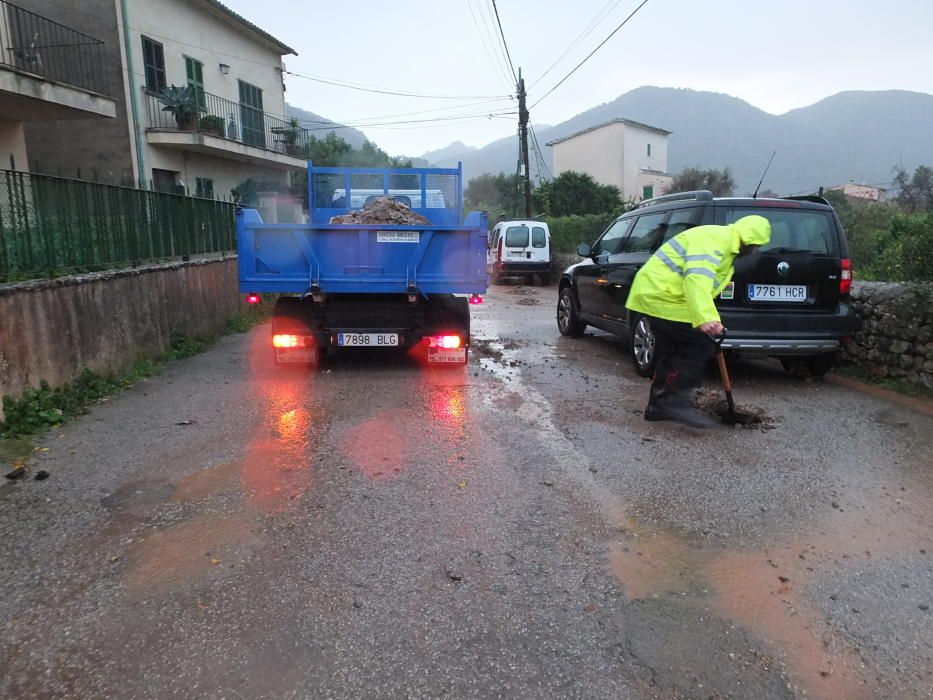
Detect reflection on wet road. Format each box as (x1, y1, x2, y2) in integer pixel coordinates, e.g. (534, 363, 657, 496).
(1, 284, 931, 698)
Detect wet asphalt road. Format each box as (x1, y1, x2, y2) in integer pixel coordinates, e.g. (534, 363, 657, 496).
(1, 283, 932, 699)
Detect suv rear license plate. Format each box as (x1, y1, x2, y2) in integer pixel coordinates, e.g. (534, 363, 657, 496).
(338, 333, 398, 347)
(748, 284, 807, 302)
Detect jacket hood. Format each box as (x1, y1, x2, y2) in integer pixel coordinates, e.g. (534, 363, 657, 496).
(730, 215, 771, 247)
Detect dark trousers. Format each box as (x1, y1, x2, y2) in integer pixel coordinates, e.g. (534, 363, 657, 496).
(647, 316, 715, 409)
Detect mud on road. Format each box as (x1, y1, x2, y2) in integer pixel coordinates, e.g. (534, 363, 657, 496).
(1, 283, 931, 699)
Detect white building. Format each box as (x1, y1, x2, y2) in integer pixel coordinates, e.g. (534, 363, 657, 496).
(547, 118, 673, 202)
(119, 0, 305, 199)
(826, 182, 886, 203)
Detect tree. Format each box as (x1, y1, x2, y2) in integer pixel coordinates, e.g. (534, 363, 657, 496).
(893, 164, 933, 213)
(533, 171, 621, 217)
(464, 172, 523, 216)
(286, 134, 415, 206)
(670, 166, 735, 196)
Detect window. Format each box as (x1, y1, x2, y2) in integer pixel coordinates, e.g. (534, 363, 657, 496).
(505, 225, 529, 248)
(663, 207, 703, 241)
(642, 185, 654, 200)
(619, 212, 666, 253)
(531, 226, 547, 248)
(195, 177, 214, 199)
(185, 56, 205, 109)
(593, 218, 632, 256)
(722, 208, 838, 254)
(142, 36, 165, 91)
(238, 80, 265, 147)
(647, 143, 652, 157)
(152, 168, 177, 194)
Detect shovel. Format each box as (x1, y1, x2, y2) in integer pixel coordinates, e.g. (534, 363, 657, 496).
(713, 332, 758, 425)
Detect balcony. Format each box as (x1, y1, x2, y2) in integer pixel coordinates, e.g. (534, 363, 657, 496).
(142, 88, 310, 171)
(0, 0, 115, 120)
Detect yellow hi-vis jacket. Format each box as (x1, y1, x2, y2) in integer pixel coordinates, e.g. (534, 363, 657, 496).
(625, 215, 771, 328)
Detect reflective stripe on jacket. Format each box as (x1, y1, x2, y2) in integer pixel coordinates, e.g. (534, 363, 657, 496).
(625, 215, 770, 328)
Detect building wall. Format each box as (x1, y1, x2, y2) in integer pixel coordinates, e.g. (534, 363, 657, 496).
(0, 257, 241, 423)
(145, 147, 288, 198)
(829, 183, 885, 202)
(552, 122, 625, 191)
(621, 126, 669, 200)
(124, 0, 291, 197)
(551, 123, 670, 200)
(125, 0, 287, 116)
(19, 0, 135, 184)
(0, 119, 27, 171)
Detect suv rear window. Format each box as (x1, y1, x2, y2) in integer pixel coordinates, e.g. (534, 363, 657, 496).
(720, 207, 839, 255)
(505, 226, 529, 247)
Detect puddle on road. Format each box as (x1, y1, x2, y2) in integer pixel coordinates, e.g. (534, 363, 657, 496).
(125, 511, 258, 598)
(603, 479, 933, 700)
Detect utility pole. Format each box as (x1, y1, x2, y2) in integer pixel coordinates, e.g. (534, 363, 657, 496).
(517, 68, 532, 218)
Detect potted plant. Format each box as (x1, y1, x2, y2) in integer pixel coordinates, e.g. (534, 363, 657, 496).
(158, 85, 201, 131)
(272, 117, 303, 155)
(198, 114, 225, 137)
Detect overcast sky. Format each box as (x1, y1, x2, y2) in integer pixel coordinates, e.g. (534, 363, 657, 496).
(223, 0, 933, 158)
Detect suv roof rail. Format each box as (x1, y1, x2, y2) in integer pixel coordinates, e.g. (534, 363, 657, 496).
(783, 194, 830, 206)
(636, 190, 714, 208)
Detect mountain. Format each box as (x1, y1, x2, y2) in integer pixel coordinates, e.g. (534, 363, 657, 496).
(420, 141, 478, 164)
(285, 103, 370, 149)
(421, 87, 933, 196)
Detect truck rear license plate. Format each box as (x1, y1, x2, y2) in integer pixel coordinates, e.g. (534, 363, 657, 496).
(747, 284, 807, 302)
(338, 333, 399, 347)
(428, 348, 467, 363)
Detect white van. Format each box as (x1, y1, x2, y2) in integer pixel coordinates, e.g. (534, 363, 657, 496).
(331, 189, 447, 209)
(487, 220, 551, 284)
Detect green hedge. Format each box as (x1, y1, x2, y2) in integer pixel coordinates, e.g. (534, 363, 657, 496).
(545, 213, 615, 254)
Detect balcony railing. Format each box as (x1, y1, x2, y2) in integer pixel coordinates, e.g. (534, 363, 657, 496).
(0, 0, 107, 95)
(143, 88, 312, 158)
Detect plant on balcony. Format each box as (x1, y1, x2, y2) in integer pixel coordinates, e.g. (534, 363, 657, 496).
(158, 85, 202, 131)
(198, 114, 225, 137)
(271, 117, 303, 155)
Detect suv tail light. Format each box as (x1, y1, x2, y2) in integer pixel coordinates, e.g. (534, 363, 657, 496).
(840, 258, 852, 294)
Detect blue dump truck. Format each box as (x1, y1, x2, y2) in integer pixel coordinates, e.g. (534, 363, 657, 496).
(237, 163, 488, 367)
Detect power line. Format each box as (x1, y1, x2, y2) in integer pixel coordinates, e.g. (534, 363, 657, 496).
(291, 97, 514, 129)
(467, 0, 514, 91)
(490, 0, 518, 84)
(284, 69, 508, 100)
(529, 0, 625, 89)
(529, 125, 552, 181)
(300, 109, 517, 131)
(530, 0, 651, 109)
(478, 0, 516, 87)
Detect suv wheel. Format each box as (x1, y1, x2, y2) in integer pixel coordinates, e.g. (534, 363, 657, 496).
(631, 315, 657, 377)
(557, 287, 586, 337)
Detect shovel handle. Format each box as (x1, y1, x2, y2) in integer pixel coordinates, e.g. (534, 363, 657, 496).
(716, 351, 733, 393)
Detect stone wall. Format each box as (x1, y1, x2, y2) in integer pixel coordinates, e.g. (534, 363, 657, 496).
(0, 257, 241, 421)
(842, 281, 933, 389)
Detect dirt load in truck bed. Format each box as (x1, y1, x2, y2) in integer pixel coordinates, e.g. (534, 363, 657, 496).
(329, 197, 432, 225)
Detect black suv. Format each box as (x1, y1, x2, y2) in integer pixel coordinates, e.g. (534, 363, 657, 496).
(556, 190, 857, 377)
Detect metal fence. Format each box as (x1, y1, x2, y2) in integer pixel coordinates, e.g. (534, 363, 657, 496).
(142, 88, 312, 156)
(0, 169, 236, 282)
(0, 0, 108, 95)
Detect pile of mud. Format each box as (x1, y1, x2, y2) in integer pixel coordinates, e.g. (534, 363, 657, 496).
(329, 197, 431, 225)
(695, 389, 778, 429)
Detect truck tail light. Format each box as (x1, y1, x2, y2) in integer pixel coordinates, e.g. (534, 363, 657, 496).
(469, 294, 483, 305)
(245, 293, 261, 305)
(427, 335, 462, 349)
(840, 258, 852, 294)
(272, 334, 300, 348)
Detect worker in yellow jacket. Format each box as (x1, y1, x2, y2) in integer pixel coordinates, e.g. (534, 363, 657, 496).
(626, 215, 771, 428)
